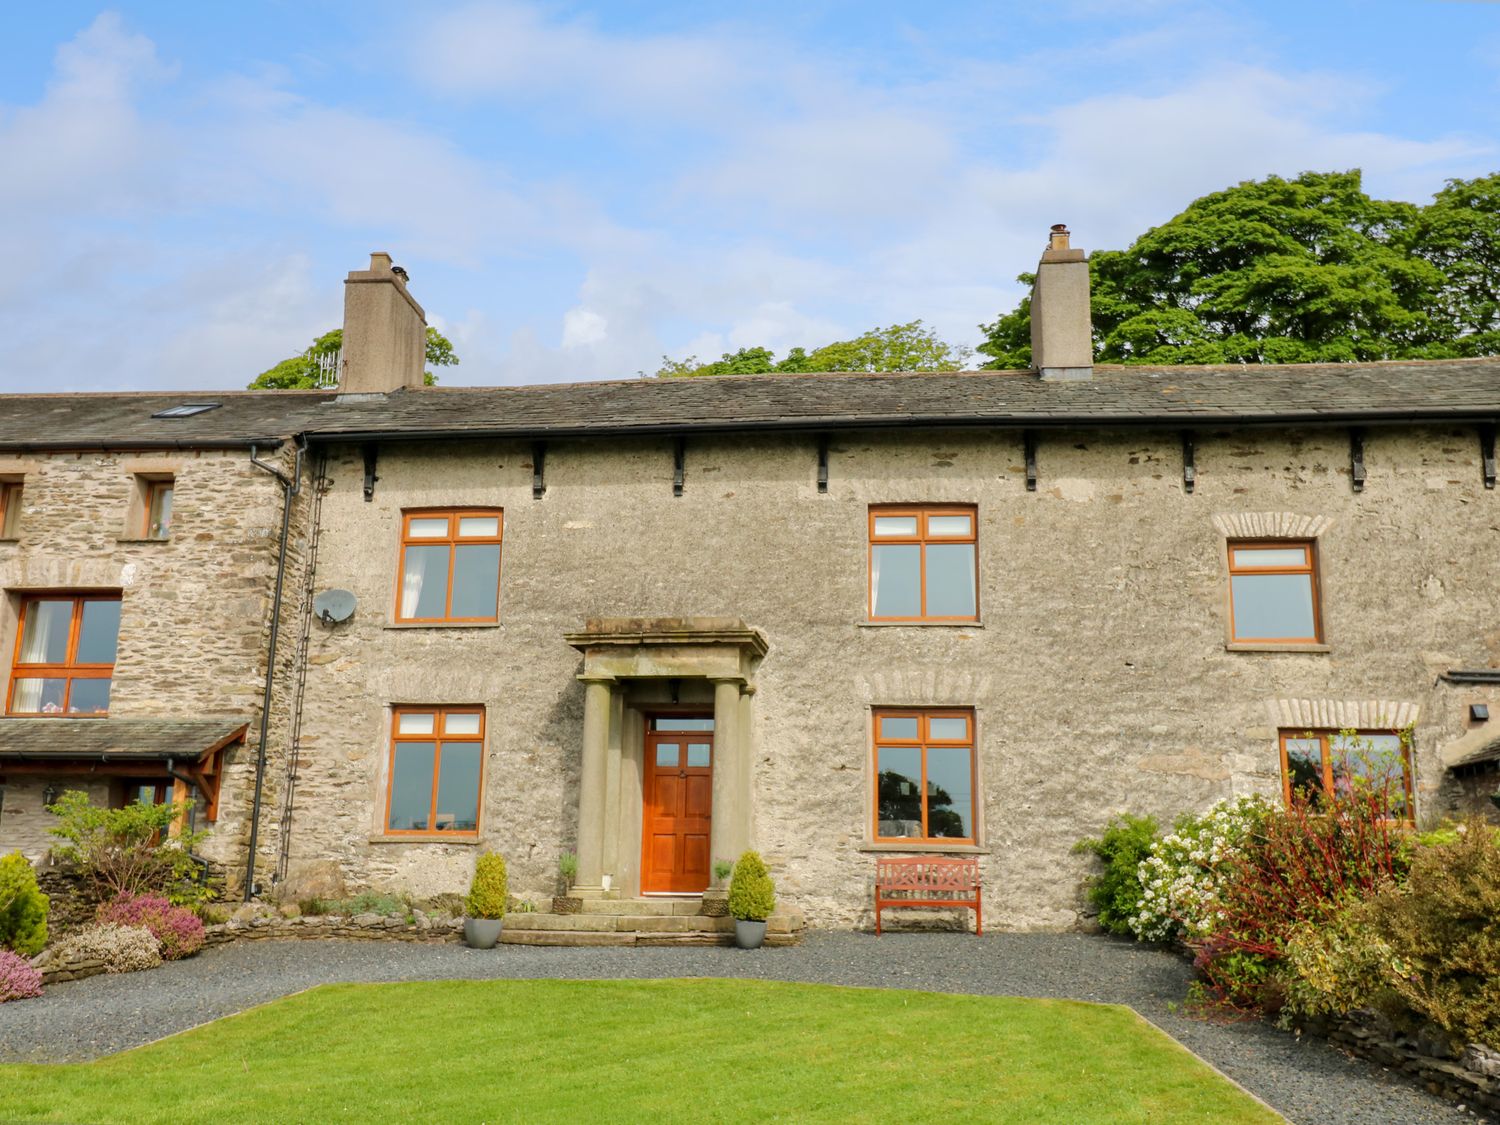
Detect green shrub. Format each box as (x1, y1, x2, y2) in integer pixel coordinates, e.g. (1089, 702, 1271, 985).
(1368, 821, 1500, 1044)
(1073, 814, 1158, 936)
(1280, 902, 1399, 1024)
(558, 851, 578, 892)
(727, 851, 776, 921)
(1131, 797, 1269, 943)
(45, 790, 211, 906)
(300, 890, 411, 917)
(0, 852, 49, 956)
(466, 852, 508, 919)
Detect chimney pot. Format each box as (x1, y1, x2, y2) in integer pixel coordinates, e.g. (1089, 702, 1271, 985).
(1048, 224, 1071, 251)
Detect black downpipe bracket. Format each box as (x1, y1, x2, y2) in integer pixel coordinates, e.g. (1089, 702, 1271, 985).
(245, 438, 304, 901)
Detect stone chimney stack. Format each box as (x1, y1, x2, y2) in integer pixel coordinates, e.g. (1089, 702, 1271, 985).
(1029, 224, 1093, 381)
(339, 252, 427, 393)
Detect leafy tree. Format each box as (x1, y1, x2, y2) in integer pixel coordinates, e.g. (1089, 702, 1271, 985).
(249, 327, 458, 389)
(979, 170, 1500, 368)
(655, 321, 970, 377)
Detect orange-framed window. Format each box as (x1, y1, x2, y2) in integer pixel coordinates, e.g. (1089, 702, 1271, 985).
(385, 706, 486, 836)
(7, 594, 122, 716)
(869, 505, 978, 621)
(0, 480, 21, 537)
(1279, 729, 1412, 820)
(1227, 541, 1321, 644)
(396, 509, 503, 623)
(143, 480, 174, 540)
(872, 709, 976, 843)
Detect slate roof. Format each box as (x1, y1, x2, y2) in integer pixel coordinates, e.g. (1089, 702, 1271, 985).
(0, 718, 249, 763)
(1, 357, 1497, 450)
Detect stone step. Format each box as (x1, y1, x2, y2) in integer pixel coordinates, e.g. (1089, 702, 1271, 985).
(500, 930, 636, 947)
(566, 898, 686, 916)
(505, 912, 735, 934)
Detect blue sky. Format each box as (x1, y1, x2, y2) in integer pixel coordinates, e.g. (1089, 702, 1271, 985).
(1, 1, 1497, 392)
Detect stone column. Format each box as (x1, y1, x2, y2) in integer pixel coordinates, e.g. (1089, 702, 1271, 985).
(575, 675, 616, 890)
(711, 677, 747, 866)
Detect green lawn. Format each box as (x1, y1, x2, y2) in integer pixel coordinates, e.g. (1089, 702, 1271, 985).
(1, 979, 1279, 1124)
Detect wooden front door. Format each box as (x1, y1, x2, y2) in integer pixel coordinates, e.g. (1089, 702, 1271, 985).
(641, 724, 713, 893)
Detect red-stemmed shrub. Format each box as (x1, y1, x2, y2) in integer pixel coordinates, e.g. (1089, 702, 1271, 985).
(0, 948, 43, 1002)
(97, 894, 205, 960)
(1191, 734, 1413, 1013)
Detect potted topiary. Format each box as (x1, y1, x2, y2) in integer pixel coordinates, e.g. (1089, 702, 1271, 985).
(464, 851, 508, 949)
(552, 851, 582, 915)
(700, 859, 733, 918)
(727, 850, 776, 949)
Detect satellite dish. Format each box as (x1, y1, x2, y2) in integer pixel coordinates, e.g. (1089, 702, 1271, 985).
(313, 589, 357, 625)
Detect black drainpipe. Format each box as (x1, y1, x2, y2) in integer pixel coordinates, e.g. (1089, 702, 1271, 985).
(245, 437, 305, 901)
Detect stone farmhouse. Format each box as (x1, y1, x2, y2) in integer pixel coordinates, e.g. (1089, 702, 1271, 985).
(2, 233, 1499, 932)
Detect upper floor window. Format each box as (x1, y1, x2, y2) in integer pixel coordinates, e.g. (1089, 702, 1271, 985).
(0, 480, 21, 538)
(144, 480, 174, 540)
(1279, 729, 1411, 820)
(396, 510, 503, 623)
(873, 709, 976, 843)
(385, 706, 485, 836)
(869, 505, 978, 621)
(7, 595, 121, 716)
(1227, 541, 1321, 644)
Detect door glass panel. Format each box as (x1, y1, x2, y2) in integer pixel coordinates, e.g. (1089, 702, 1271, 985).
(18, 601, 71, 664)
(928, 716, 969, 741)
(389, 742, 436, 830)
(76, 601, 121, 664)
(926, 745, 973, 838)
(457, 516, 500, 538)
(872, 544, 921, 616)
(68, 678, 112, 714)
(686, 743, 710, 768)
(397, 712, 435, 735)
(879, 716, 919, 740)
(450, 544, 501, 618)
(400, 545, 450, 619)
(873, 516, 918, 537)
(1232, 547, 1307, 569)
(9, 678, 66, 713)
(1231, 573, 1316, 639)
(876, 745, 923, 836)
(927, 514, 972, 537)
(435, 743, 482, 831)
(924, 543, 976, 617)
(443, 712, 481, 735)
(408, 517, 450, 539)
(655, 743, 680, 768)
(652, 717, 714, 731)
(1283, 738, 1324, 801)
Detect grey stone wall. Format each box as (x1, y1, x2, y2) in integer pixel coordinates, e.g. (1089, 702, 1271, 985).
(0, 447, 302, 890)
(283, 422, 1500, 929)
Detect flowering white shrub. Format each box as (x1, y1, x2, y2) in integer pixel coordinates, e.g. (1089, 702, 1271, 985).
(1130, 795, 1270, 942)
(50, 923, 162, 974)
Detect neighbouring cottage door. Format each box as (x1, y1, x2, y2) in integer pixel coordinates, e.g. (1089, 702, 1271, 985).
(641, 717, 713, 893)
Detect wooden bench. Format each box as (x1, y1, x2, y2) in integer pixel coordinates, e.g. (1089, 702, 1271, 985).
(874, 857, 982, 935)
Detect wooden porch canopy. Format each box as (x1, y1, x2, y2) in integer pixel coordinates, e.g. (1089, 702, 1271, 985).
(0, 717, 248, 820)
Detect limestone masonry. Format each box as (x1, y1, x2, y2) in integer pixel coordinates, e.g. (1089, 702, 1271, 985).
(2, 242, 1499, 931)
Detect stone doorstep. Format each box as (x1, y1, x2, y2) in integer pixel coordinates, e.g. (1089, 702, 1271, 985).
(500, 929, 801, 948)
(504, 911, 801, 935)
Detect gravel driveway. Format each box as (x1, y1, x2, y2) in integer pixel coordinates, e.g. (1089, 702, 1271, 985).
(0, 931, 1482, 1124)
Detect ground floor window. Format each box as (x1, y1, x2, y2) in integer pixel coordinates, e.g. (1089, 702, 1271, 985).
(1278, 729, 1412, 819)
(385, 707, 485, 836)
(872, 709, 976, 843)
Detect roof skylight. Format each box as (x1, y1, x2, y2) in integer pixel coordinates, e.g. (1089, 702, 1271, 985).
(151, 403, 222, 419)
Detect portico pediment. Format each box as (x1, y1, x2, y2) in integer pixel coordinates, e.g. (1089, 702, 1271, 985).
(565, 616, 768, 683)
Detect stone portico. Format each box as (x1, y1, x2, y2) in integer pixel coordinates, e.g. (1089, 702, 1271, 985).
(564, 617, 767, 899)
